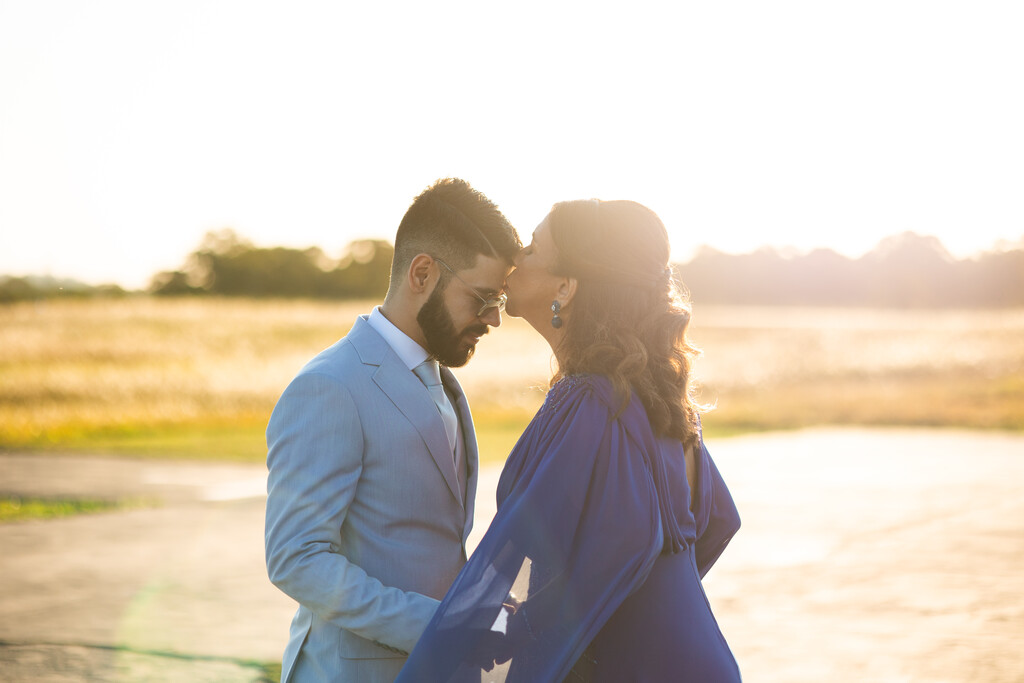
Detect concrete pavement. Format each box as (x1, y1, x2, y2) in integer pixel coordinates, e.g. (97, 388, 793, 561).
(1, 428, 1023, 681)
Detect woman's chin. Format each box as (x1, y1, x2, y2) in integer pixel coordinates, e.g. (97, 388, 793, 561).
(506, 307, 529, 321)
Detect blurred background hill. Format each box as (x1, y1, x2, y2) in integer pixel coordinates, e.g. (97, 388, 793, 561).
(3, 230, 1022, 306)
(682, 231, 1024, 307)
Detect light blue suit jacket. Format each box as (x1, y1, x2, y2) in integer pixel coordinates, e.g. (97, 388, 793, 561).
(265, 316, 479, 682)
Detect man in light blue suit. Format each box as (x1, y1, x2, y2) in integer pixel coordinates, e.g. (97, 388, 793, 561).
(266, 178, 521, 682)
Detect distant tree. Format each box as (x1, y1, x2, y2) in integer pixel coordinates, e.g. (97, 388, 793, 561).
(792, 249, 860, 306)
(0, 277, 38, 303)
(859, 232, 956, 307)
(321, 240, 394, 299)
(0, 275, 126, 303)
(90, 283, 128, 298)
(679, 232, 1024, 307)
(967, 249, 1024, 306)
(149, 230, 394, 299)
(203, 246, 323, 297)
(149, 270, 205, 296)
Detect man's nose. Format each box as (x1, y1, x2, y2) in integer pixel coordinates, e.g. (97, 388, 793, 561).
(482, 306, 502, 328)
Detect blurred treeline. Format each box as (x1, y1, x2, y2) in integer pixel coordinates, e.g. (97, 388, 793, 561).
(683, 232, 1024, 307)
(0, 276, 128, 303)
(148, 229, 394, 299)
(0, 229, 394, 303)
(3, 229, 1023, 306)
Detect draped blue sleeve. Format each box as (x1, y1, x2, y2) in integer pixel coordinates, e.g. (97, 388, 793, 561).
(693, 435, 741, 578)
(395, 375, 670, 682)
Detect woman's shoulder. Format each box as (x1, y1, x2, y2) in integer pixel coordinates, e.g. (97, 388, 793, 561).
(543, 373, 618, 411)
(544, 374, 638, 417)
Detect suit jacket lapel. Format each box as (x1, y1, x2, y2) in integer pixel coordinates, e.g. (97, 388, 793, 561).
(350, 317, 464, 507)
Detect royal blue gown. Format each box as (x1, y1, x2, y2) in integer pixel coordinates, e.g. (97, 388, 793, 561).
(396, 374, 741, 682)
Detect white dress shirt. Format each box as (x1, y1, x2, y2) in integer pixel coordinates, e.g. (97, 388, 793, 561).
(367, 306, 430, 371)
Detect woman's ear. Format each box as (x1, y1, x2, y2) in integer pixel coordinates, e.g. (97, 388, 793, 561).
(407, 253, 435, 294)
(557, 277, 578, 308)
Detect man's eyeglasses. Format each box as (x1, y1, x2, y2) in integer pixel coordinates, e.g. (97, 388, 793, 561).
(435, 258, 507, 318)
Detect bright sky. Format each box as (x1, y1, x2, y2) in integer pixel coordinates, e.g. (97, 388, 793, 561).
(1, 1, 1022, 288)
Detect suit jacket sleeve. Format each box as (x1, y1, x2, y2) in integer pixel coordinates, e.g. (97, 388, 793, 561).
(265, 371, 440, 653)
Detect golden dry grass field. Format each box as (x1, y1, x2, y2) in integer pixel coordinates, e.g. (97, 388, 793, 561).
(1, 298, 1022, 465)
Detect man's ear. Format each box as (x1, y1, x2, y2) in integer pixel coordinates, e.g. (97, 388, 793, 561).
(556, 277, 578, 308)
(407, 253, 435, 294)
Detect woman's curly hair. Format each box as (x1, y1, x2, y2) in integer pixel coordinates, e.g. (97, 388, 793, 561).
(548, 199, 705, 450)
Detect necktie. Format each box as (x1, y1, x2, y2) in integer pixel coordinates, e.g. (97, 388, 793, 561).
(413, 359, 459, 456)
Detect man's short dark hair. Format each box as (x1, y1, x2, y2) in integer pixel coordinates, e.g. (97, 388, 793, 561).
(391, 178, 521, 282)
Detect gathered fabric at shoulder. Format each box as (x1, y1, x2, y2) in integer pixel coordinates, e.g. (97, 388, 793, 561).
(501, 375, 695, 554)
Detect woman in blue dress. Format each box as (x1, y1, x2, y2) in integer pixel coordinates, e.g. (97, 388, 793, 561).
(397, 199, 742, 682)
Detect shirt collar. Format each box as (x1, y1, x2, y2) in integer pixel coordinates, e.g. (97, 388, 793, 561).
(367, 306, 430, 371)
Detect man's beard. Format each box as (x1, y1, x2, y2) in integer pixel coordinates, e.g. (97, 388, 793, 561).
(417, 283, 488, 368)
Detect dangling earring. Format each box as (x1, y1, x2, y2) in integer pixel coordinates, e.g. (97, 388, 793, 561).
(550, 300, 562, 329)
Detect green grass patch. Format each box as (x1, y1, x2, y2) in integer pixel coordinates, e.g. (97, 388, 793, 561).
(1, 412, 538, 465)
(0, 496, 151, 522)
(2, 418, 270, 462)
(253, 660, 282, 682)
(473, 407, 535, 466)
(1, 410, 538, 466)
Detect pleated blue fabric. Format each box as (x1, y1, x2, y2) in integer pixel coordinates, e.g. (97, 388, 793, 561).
(396, 374, 742, 682)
